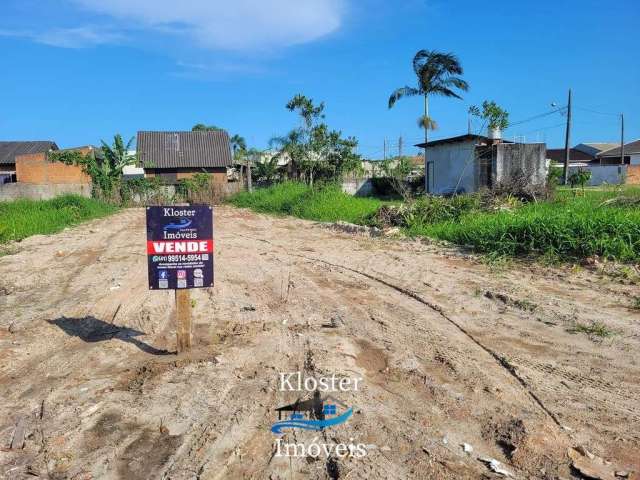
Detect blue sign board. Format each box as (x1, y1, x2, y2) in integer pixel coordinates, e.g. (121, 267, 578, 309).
(146, 206, 214, 290)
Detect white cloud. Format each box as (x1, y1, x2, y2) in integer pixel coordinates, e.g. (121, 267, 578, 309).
(36, 26, 124, 48)
(0, 25, 123, 48)
(70, 0, 345, 51)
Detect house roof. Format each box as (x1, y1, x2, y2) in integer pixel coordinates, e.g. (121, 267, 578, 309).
(546, 148, 595, 163)
(579, 142, 619, 153)
(0, 141, 58, 165)
(415, 134, 513, 149)
(137, 131, 233, 169)
(597, 139, 640, 158)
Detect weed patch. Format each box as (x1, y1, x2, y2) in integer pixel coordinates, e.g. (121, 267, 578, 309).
(229, 182, 385, 224)
(568, 321, 615, 338)
(231, 183, 640, 263)
(0, 195, 118, 244)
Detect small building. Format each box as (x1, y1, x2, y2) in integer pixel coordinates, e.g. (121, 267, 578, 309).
(545, 141, 638, 186)
(0, 141, 58, 184)
(416, 134, 547, 195)
(597, 139, 640, 184)
(137, 131, 233, 184)
(546, 147, 595, 165)
(1, 146, 93, 201)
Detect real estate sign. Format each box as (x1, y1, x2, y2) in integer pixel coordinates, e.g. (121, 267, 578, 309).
(146, 206, 214, 290)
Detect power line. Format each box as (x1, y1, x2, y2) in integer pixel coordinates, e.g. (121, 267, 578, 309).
(506, 106, 567, 128)
(574, 106, 619, 117)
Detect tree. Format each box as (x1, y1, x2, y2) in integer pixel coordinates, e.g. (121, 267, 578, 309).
(254, 153, 280, 183)
(388, 50, 469, 193)
(417, 115, 438, 132)
(568, 169, 592, 192)
(230, 134, 247, 160)
(272, 94, 361, 185)
(97, 134, 136, 195)
(468, 100, 509, 132)
(192, 124, 221, 131)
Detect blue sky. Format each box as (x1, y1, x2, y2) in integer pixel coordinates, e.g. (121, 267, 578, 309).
(1, 0, 638, 159)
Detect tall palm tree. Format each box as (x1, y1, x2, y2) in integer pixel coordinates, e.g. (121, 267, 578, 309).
(388, 50, 469, 193)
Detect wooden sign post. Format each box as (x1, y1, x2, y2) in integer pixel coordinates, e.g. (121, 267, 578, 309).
(175, 289, 192, 352)
(146, 206, 214, 354)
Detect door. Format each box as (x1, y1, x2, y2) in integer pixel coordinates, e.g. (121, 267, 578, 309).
(426, 162, 434, 193)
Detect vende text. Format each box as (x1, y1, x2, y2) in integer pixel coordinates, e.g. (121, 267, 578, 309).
(147, 240, 213, 254)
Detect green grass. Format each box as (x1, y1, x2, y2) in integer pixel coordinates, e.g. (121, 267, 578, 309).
(229, 182, 385, 224)
(408, 190, 640, 262)
(0, 195, 118, 244)
(230, 182, 640, 263)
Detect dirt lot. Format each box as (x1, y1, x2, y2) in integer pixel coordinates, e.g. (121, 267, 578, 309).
(1, 206, 639, 479)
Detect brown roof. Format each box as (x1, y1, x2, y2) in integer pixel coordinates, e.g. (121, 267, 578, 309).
(598, 139, 640, 158)
(137, 131, 233, 169)
(546, 148, 595, 163)
(0, 141, 58, 165)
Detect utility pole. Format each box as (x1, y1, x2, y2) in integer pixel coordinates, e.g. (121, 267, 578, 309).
(468, 116, 472, 135)
(398, 136, 403, 158)
(563, 88, 572, 185)
(383, 138, 387, 161)
(620, 113, 625, 165)
(246, 152, 253, 193)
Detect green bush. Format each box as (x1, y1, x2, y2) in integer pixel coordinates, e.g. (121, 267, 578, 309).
(229, 182, 384, 224)
(413, 195, 640, 262)
(230, 183, 640, 263)
(0, 195, 118, 243)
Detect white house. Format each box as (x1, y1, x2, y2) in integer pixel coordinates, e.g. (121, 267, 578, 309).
(416, 134, 547, 195)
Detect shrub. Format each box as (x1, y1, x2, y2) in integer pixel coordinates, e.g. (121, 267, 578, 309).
(0, 195, 118, 243)
(229, 182, 384, 224)
(417, 196, 640, 262)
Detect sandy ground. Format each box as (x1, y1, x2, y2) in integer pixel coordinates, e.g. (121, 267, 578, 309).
(0, 206, 639, 480)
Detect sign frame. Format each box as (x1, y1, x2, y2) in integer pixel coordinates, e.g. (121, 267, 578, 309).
(146, 205, 214, 291)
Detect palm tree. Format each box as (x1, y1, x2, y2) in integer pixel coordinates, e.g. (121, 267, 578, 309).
(269, 129, 305, 180)
(388, 50, 469, 193)
(417, 115, 438, 132)
(230, 134, 247, 160)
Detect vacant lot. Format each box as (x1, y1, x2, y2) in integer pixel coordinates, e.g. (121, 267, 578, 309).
(1, 206, 639, 479)
(231, 183, 640, 262)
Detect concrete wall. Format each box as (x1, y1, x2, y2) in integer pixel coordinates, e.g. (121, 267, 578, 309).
(0, 183, 91, 201)
(566, 165, 627, 186)
(494, 143, 547, 186)
(427, 140, 477, 194)
(16, 152, 91, 184)
(342, 177, 374, 196)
